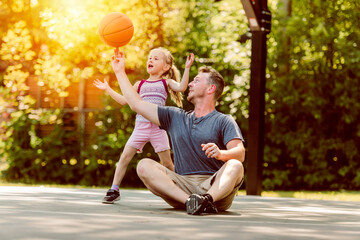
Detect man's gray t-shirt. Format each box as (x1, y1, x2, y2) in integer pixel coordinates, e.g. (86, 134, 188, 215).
(158, 106, 244, 175)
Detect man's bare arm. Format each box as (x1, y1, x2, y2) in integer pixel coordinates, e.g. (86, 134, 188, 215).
(201, 139, 245, 162)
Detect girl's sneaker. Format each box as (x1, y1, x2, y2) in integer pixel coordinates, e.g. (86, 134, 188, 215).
(102, 189, 120, 204)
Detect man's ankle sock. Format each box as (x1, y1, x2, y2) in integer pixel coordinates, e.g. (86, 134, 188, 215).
(111, 184, 119, 191)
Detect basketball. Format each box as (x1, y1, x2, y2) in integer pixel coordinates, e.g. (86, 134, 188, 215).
(98, 12, 134, 48)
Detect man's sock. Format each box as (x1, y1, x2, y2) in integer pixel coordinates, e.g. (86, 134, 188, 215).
(202, 193, 214, 203)
(111, 184, 119, 191)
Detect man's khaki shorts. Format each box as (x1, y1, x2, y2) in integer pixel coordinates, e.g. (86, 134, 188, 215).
(163, 169, 243, 211)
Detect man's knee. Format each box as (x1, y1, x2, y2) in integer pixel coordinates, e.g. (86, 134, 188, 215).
(225, 159, 244, 177)
(136, 158, 154, 178)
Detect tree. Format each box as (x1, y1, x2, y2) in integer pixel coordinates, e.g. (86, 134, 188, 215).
(264, 0, 360, 190)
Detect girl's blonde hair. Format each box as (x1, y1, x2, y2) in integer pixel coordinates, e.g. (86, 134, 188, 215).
(150, 47, 183, 107)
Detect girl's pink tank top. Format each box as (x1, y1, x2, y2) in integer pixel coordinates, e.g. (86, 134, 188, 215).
(135, 79, 169, 122)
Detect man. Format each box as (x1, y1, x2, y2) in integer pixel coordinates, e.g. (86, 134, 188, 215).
(112, 49, 245, 215)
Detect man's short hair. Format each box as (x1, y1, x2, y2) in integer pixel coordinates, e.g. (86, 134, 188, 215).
(198, 66, 224, 100)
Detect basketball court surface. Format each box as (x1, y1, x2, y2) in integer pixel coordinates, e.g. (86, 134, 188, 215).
(0, 186, 359, 240)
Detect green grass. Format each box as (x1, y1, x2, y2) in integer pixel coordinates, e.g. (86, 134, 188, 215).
(0, 181, 144, 190)
(0, 182, 99, 189)
(237, 190, 360, 202)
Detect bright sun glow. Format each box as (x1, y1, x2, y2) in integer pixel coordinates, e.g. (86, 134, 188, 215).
(62, 0, 85, 8)
(31, 0, 38, 8)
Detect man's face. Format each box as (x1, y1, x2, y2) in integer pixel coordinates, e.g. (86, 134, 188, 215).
(187, 72, 210, 103)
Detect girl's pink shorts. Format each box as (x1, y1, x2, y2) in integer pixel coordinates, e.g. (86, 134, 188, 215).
(126, 121, 170, 153)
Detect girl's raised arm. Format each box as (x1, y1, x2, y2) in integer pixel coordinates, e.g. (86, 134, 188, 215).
(167, 53, 194, 92)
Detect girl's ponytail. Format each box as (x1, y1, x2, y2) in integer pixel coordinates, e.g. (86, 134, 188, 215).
(166, 65, 183, 107)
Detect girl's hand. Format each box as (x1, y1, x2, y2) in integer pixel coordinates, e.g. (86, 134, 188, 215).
(93, 78, 109, 91)
(185, 53, 195, 69)
(111, 48, 126, 73)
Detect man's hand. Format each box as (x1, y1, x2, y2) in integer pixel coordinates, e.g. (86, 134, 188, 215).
(201, 143, 221, 159)
(201, 139, 245, 162)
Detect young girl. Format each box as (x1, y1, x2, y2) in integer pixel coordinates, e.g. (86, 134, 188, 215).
(93, 47, 194, 204)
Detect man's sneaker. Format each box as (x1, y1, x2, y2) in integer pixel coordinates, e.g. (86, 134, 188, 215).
(102, 189, 120, 204)
(185, 194, 218, 215)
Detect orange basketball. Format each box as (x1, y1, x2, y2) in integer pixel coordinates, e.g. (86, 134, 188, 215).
(98, 12, 134, 48)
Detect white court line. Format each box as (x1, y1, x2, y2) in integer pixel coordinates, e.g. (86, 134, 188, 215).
(1, 208, 360, 229)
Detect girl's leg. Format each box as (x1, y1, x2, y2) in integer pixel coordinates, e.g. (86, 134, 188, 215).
(149, 123, 173, 170)
(103, 145, 138, 203)
(157, 149, 174, 171)
(112, 145, 138, 186)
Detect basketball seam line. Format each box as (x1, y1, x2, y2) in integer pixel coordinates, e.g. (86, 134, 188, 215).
(102, 25, 134, 37)
(100, 15, 127, 28)
(101, 15, 133, 36)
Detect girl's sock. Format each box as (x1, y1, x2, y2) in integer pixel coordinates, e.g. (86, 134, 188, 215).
(111, 184, 119, 191)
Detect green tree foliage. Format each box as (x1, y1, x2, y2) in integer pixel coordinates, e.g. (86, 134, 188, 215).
(264, 0, 360, 190)
(0, 0, 185, 186)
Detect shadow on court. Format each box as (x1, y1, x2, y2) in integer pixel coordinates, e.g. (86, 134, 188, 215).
(0, 186, 359, 240)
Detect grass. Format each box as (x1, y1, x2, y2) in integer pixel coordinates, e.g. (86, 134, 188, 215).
(0, 181, 144, 190)
(237, 190, 360, 202)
